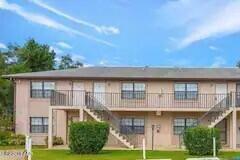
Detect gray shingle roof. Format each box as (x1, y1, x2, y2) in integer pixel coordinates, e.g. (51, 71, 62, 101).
(3, 67, 240, 80)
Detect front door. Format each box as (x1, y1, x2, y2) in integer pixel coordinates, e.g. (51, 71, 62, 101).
(93, 82, 105, 106)
(215, 83, 227, 105)
(72, 82, 84, 106)
(236, 83, 240, 107)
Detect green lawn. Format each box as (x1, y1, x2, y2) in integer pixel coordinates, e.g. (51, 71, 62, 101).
(32, 150, 240, 160)
(1, 146, 240, 160)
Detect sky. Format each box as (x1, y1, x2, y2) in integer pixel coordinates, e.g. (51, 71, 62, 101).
(0, 0, 240, 67)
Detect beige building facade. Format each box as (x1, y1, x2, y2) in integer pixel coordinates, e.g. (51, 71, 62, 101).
(6, 67, 240, 150)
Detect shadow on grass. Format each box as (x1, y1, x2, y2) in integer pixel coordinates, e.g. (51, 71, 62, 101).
(64, 150, 141, 156)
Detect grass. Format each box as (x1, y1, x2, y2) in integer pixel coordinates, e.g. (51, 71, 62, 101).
(1, 146, 240, 160)
(0, 145, 46, 150)
(32, 150, 240, 160)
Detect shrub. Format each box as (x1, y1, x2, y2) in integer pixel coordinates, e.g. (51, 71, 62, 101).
(0, 131, 25, 146)
(183, 126, 221, 156)
(0, 131, 11, 145)
(69, 122, 109, 154)
(9, 134, 25, 145)
(44, 136, 64, 146)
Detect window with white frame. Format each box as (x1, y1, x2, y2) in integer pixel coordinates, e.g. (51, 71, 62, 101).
(120, 118, 144, 134)
(30, 117, 48, 133)
(121, 83, 145, 99)
(31, 81, 55, 98)
(174, 83, 198, 100)
(173, 118, 197, 135)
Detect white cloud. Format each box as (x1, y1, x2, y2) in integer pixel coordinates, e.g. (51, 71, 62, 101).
(56, 41, 72, 49)
(157, 0, 240, 48)
(156, 0, 218, 29)
(0, 42, 7, 49)
(83, 63, 94, 67)
(72, 54, 86, 61)
(168, 37, 177, 42)
(164, 48, 171, 53)
(96, 26, 120, 35)
(49, 46, 63, 54)
(0, 0, 116, 47)
(28, 0, 120, 35)
(211, 56, 226, 68)
(209, 45, 221, 52)
(99, 59, 108, 65)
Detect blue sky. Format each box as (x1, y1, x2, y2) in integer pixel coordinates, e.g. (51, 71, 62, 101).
(0, 0, 240, 67)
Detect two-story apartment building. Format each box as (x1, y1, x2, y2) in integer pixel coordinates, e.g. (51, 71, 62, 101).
(5, 67, 240, 150)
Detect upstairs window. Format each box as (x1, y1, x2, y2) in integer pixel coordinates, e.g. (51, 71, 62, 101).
(174, 83, 198, 100)
(31, 81, 55, 98)
(121, 83, 145, 99)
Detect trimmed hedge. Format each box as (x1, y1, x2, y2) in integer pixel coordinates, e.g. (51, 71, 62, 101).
(69, 122, 109, 154)
(0, 131, 25, 146)
(183, 126, 221, 156)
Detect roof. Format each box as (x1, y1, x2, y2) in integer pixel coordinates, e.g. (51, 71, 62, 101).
(3, 67, 240, 80)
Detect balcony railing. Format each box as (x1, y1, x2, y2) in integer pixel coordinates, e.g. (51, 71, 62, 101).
(50, 90, 238, 109)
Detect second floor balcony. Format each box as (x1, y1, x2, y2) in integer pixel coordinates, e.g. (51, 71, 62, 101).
(47, 90, 240, 110)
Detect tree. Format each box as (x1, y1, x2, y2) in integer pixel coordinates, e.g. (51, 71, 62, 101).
(237, 61, 240, 68)
(16, 39, 56, 72)
(0, 53, 6, 75)
(0, 39, 57, 131)
(58, 54, 83, 69)
(0, 38, 83, 119)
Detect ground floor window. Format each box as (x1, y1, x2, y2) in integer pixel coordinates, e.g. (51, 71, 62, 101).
(30, 117, 48, 133)
(173, 118, 197, 135)
(120, 117, 144, 134)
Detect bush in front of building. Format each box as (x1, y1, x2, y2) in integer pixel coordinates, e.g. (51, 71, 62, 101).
(69, 121, 109, 154)
(0, 131, 25, 146)
(44, 136, 64, 146)
(183, 126, 221, 156)
(8, 134, 25, 145)
(0, 131, 11, 145)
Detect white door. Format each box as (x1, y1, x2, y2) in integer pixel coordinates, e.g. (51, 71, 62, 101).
(94, 82, 105, 106)
(73, 82, 84, 106)
(215, 83, 227, 105)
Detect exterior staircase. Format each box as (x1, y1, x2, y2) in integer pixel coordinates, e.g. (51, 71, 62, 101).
(198, 93, 233, 128)
(179, 93, 234, 148)
(208, 108, 233, 128)
(84, 93, 134, 149)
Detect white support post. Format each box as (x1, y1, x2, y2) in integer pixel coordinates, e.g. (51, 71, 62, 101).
(28, 138, 32, 160)
(213, 137, 216, 157)
(232, 107, 237, 150)
(142, 138, 146, 160)
(48, 107, 53, 149)
(25, 135, 29, 150)
(25, 135, 32, 160)
(79, 108, 84, 122)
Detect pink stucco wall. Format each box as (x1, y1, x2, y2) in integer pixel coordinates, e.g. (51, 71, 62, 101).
(14, 79, 239, 147)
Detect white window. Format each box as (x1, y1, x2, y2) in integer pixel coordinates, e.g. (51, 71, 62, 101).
(173, 118, 197, 135)
(31, 81, 55, 98)
(121, 83, 145, 99)
(174, 83, 198, 100)
(120, 118, 145, 134)
(30, 117, 48, 133)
